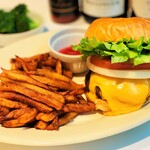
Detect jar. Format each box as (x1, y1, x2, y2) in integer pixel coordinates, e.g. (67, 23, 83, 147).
(50, 0, 80, 23)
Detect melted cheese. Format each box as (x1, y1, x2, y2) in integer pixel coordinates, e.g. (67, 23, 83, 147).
(88, 73, 150, 116)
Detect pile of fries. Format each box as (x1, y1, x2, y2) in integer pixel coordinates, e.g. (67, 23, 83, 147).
(0, 52, 95, 130)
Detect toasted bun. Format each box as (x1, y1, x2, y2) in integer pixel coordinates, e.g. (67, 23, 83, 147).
(85, 17, 150, 42)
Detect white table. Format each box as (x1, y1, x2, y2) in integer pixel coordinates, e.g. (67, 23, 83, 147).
(0, 1, 150, 150)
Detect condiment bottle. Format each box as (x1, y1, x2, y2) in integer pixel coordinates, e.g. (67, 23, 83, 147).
(50, 0, 80, 23)
(131, 0, 150, 18)
(82, 0, 128, 23)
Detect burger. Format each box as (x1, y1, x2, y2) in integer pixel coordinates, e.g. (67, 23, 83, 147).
(73, 17, 150, 116)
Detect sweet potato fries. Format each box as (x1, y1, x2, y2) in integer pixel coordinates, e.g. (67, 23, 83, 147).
(0, 52, 95, 130)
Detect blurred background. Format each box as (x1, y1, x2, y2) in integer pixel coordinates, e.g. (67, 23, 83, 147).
(0, 0, 149, 41)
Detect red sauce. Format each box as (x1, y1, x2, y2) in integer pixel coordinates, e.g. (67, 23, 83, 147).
(58, 46, 81, 55)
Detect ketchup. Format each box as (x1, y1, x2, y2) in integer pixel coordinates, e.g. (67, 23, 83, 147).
(58, 46, 81, 55)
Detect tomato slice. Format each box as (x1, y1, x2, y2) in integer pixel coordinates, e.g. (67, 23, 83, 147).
(90, 55, 150, 70)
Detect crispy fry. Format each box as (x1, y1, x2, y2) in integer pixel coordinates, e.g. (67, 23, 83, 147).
(33, 68, 71, 83)
(0, 83, 63, 110)
(16, 52, 50, 63)
(1, 69, 49, 89)
(0, 97, 27, 109)
(55, 60, 62, 74)
(0, 115, 5, 123)
(41, 55, 57, 67)
(35, 120, 48, 130)
(30, 74, 84, 90)
(10, 53, 50, 71)
(46, 116, 59, 130)
(16, 82, 65, 103)
(15, 55, 38, 73)
(63, 102, 95, 113)
(34, 69, 84, 89)
(64, 95, 78, 103)
(59, 112, 78, 126)
(77, 95, 87, 104)
(5, 108, 30, 120)
(2, 108, 38, 128)
(0, 92, 53, 113)
(62, 70, 73, 79)
(69, 88, 86, 95)
(0, 75, 14, 84)
(36, 111, 57, 122)
(0, 102, 10, 119)
(0, 105, 10, 116)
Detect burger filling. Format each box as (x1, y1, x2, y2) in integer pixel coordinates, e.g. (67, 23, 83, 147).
(86, 72, 150, 116)
(73, 37, 150, 66)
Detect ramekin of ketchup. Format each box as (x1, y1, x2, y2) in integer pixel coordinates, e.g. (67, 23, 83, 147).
(48, 28, 88, 73)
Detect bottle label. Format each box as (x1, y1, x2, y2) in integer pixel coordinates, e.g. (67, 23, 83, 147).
(132, 0, 150, 17)
(83, 0, 125, 17)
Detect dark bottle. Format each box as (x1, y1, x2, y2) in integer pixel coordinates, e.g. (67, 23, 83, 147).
(50, 0, 80, 23)
(82, 0, 128, 23)
(131, 0, 150, 18)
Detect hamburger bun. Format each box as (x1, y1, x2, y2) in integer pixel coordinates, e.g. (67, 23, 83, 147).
(85, 17, 150, 41)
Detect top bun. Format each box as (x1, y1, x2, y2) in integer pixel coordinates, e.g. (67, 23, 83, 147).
(85, 17, 150, 42)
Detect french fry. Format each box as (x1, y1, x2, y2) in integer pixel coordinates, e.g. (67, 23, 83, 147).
(36, 111, 57, 122)
(0, 97, 27, 109)
(1, 68, 49, 89)
(62, 70, 73, 79)
(30, 74, 84, 90)
(34, 69, 84, 90)
(63, 102, 95, 113)
(15, 55, 38, 73)
(59, 112, 78, 126)
(2, 108, 38, 128)
(5, 108, 30, 120)
(15, 81, 65, 103)
(0, 92, 53, 113)
(69, 88, 86, 95)
(33, 68, 71, 83)
(77, 95, 87, 104)
(0, 83, 63, 110)
(35, 120, 48, 130)
(55, 60, 62, 74)
(0, 103, 10, 120)
(0, 105, 10, 116)
(15, 52, 50, 63)
(0, 75, 58, 92)
(41, 55, 57, 67)
(46, 116, 59, 130)
(10, 53, 50, 71)
(64, 95, 78, 103)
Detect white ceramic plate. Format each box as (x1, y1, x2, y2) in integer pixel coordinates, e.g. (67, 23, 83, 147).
(0, 32, 150, 146)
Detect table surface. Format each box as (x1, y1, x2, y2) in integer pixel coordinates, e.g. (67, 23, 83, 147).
(0, 1, 150, 150)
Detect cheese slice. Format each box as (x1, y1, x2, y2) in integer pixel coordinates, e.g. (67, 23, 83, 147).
(88, 72, 150, 116)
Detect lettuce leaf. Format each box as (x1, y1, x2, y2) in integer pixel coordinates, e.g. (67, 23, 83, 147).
(72, 37, 150, 65)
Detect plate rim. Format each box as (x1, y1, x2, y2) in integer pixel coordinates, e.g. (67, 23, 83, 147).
(0, 31, 150, 146)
